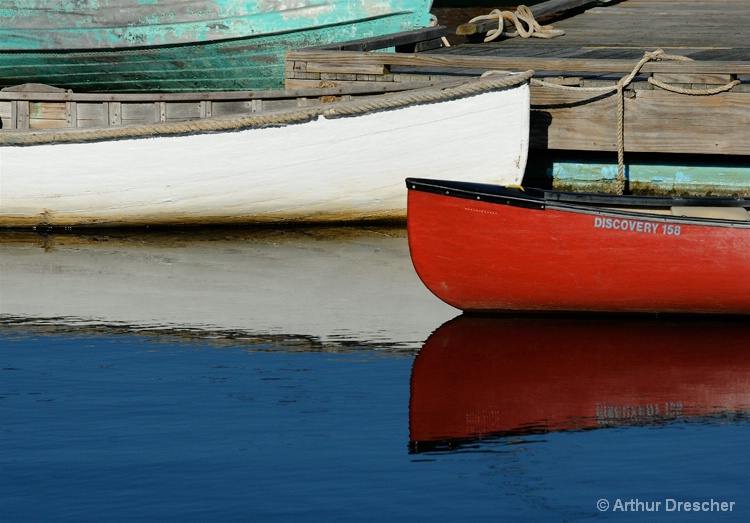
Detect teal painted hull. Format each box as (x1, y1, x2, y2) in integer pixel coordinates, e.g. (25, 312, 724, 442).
(0, 1, 433, 91)
(541, 159, 750, 197)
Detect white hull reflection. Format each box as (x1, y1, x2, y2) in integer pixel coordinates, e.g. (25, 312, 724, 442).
(0, 228, 456, 350)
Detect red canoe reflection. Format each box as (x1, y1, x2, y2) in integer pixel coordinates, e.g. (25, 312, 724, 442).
(409, 315, 750, 451)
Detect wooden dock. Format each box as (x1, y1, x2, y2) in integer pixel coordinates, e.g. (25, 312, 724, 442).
(286, 0, 749, 193)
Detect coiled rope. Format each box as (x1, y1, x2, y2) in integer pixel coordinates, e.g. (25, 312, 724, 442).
(531, 49, 741, 194)
(468, 5, 565, 43)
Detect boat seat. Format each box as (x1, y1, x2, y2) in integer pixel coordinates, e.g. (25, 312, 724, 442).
(671, 206, 750, 221)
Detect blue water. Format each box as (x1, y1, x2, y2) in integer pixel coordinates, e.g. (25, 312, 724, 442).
(1, 229, 748, 521)
(2, 329, 748, 522)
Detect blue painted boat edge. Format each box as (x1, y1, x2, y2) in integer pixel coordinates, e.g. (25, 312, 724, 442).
(0, 19, 430, 92)
(525, 153, 750, 196)
(0, 1, 435, 51)
(0, 0, 434, 92)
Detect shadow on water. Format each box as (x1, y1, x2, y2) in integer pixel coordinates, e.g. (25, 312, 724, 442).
(409, 314, 750, 453)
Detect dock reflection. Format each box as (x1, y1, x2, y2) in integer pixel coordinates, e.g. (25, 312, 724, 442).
(409, 315, 749, 452)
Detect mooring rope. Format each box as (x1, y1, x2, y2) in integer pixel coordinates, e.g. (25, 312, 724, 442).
(0, 71, 533, 146)
(429, 14, 451, 47)
(647, 75, 740, 95)
(321, 69, 533, 117)
(530, 49, 741, 194)
(468, 5, 565, 43)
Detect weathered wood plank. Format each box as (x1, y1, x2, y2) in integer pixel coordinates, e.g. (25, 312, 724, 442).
(0, 101, 10, 123)
(0, 82, 458, 103)
(285, 78, 406, 91)
(530, 87, 750, 155)
(66, 101, 77, 127)
(120, 103, 159, 124)
(200, 100, 212, 118)
(75, 103, 108, 127)
(532, 0, 613, 19)
(164, 102, 202, 121)
(286, 79, 373, 90)
(29, 102, 66, 121)
(0, 85, 459, 129)
(445, 0, 750, 50)
(108, 102, 121, 126)
(305, 62, 387, 75)
(286, 50, 750, 75)
(651, 73, 737, 86)
(304, 26, 448, 52)
(16, 101, 29, 129)
(28, 102, 68, 129)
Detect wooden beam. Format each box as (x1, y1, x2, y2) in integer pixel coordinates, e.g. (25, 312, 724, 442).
(0, 82, 450, 103)
(531, 0, 609, 19)
(305, 62, 387, 75)
(108, 102, 121, 126)
(302, 27, 448, 52)
(66, 101, 77, 127)
(286, 50, 750, 76)
(651, 73, 737, 86)
(16, 101, 29, 129)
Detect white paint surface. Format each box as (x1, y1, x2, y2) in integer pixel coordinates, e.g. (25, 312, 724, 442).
(0, 84, 529, 226)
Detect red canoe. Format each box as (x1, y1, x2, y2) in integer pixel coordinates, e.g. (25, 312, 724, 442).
(409, 315, 750, 450)
(406, 178, 750, 314)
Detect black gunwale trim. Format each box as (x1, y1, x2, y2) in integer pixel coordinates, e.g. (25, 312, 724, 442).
(406, 178, 546, 210)
(540, 189, 749, 208)
(405, 178, 750, 228)
(406, 178, 750, 209)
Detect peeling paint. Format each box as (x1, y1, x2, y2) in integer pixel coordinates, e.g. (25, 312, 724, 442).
(0, 1, 433, 90)
(279, 5, 336, 21)
(1, 1, 433, 49)
(551, 160, 750, 197)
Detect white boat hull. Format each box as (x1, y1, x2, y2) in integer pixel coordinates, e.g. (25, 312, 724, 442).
(0, 78, 531, 227)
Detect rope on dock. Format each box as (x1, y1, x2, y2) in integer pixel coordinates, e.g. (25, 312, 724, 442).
(468, 5, 565, 43)
(530, 49, 742, 194)
(429, 14, 451, 47)
(648, 76, 740, 95)
(0, 71, 533, 146)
